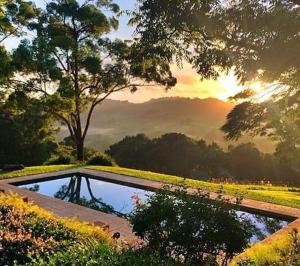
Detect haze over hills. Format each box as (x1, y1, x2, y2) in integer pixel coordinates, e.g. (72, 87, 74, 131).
(76, 97, 275, 153)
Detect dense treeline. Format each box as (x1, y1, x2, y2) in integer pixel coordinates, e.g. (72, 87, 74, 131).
(0, 93, 59, 166)
(107, 133, 300, 185)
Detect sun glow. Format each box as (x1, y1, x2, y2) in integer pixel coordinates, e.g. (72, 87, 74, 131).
(109, 64, 270, 103)
(216, 71, 243, 100)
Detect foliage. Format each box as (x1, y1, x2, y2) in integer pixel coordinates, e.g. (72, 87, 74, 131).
(148, 133, 201, 177)
(216, 1, 300, 165)
(1, 75, 77, 168)
(0, 167, 298, 265)
(107, 134, 152, 170)
(0, 0, 38, 42)
(46, 155, 73, 165)
(233, 229, 300, 266)
(107, 133, 223, 178)
(0, 89, 58, 167)
(0, 193, 113, 265)
(214, 0, 300, 115)
(86, 165, 300, 209)
(107, 133, 299, 184)
(228, 143, 264, 181)
(10, 0, 176, 161)
(25, 241, 181, 266)
(0, 202, 77, 265)
(87, 153, 115, 166)
(0, 0, 38, 92)
(130, 187, 254, 265)
(132, 0, 300, 98)
(221, 98, 300, 164)
(57, 137, 102, 162)
(131, 0, 233, 80)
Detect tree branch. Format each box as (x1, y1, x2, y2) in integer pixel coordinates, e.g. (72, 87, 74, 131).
(53, 51, 69, 74)
(52, 111, 76, 141)
(82, 84, 135, 140)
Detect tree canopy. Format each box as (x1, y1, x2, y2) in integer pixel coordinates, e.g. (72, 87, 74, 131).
(0, 0, 37, 40)
(107, 133, 299, 184)
(9, 0, 176, 161)
(132, 0, 300, 156)
(0, 90, 57, 166)
(0, 0, 38, 92)
(133, 0, 299, 82)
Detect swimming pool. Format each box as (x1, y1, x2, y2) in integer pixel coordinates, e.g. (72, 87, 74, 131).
(18, 174, 290, 244)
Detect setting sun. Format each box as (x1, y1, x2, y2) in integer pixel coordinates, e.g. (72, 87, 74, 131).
(216, 71, 244, 100)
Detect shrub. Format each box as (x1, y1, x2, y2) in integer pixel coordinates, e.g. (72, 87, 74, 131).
(0, 202, 78, 265)
(87, 153, 115, 166)
(130, 187, 254, 265)
(0, 193, 113, 265)
(26, 241, 182, 266)
(45, 155, 73, 165)
(234, 228, 300, 265)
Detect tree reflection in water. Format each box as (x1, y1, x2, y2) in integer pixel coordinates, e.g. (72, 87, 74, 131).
(251, 214, 285, 241)
(53, 176, 126, 218)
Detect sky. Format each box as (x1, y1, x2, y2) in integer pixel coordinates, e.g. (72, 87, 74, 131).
(4, 0, 244, 103)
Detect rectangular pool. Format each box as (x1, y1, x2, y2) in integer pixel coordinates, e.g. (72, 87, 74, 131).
(16, 174, 290, 244)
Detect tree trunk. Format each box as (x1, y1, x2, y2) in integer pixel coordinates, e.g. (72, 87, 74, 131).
(75, 176, 82, 203)
(76, 140, 84, 162)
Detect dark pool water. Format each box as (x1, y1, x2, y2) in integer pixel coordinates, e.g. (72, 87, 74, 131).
(18, 175, 289, 243)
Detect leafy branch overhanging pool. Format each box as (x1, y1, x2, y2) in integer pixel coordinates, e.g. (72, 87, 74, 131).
(16, 174, 291, 244)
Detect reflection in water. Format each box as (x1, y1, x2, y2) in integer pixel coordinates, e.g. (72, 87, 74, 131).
(20, 175, 289, 244)
(54, 176, 126, 217)
(251, 214, 285, 241)
(21, 175, 152, 218)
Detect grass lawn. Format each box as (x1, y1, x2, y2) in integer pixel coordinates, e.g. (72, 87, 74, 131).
(0, 165, 78, 180)
(86, 166, 300, 209)
(1, 164, 300, 209)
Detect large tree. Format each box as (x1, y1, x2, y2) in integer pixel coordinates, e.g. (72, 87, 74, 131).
(133, 0, 300, 153)
(12, 0, 176, 161)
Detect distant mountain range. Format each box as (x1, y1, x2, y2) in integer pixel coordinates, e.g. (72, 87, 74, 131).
(64, 97, 275, 153)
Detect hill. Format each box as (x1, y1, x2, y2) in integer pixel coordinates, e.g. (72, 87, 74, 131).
(65, 97, 274, 152)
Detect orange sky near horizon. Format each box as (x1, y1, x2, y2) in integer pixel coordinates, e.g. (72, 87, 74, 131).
(110, 63, 244, 103)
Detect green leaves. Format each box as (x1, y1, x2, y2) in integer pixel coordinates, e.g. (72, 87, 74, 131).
(0, 0, 39, 41)
(0, 1, 39, 86)
(133, 0, 300, 85)
(130, 187, 254, 264)
(78, 4, 111, 34)
(81, 56, 102, 75)
(0, 45, 12, 83)
(0, 90, 58, 166)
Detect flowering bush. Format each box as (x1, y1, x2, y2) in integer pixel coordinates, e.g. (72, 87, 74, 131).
(0, 193, 113, 265)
